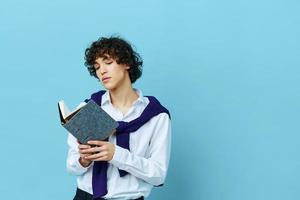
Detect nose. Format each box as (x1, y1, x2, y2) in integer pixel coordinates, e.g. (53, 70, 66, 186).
(100, 65, 107, 75)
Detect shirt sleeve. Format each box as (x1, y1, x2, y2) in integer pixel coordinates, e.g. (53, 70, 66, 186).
(109, 113, 172, 186)
(66, 102, 93, 176)
(66, 133, 93, 176)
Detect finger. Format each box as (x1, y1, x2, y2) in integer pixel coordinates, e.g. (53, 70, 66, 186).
(81, 156, 94, 161)
(79, 147, 95, 154)
(93, 156, 109, 161)
(85, 151, 108, 160)
(87, 140, 107, 146)
(78, 144, 91, 149)
(80, 153, 92, 158)
(81, 146, 104, 154)
(97, 145, 108, 152)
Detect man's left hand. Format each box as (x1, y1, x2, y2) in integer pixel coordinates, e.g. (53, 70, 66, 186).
(82, 140, 115, 161)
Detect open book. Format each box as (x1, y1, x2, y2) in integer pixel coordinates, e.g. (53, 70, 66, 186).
(58, 99, 118, 144)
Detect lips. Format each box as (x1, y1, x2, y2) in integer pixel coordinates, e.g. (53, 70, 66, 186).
(102, 77, 111, 82)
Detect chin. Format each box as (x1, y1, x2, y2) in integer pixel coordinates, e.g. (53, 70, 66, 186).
(102, 83, 117, 91)
(101, 78, 124, 91)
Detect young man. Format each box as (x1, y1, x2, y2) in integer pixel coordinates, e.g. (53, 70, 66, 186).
(66, 36, 171, 200)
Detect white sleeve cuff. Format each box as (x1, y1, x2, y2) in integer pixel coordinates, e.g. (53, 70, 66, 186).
(108, 145, 127, 168)
(67, 154, 93, 176)
(76, 157, 93, 170)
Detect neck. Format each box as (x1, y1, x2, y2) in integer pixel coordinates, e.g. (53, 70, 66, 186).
(108, 83, 139, 109)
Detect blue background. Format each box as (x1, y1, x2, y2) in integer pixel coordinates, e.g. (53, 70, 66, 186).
(1, 0, 300, 199)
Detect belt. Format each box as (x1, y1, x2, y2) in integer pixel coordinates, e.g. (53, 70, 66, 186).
(74, 188, 144, 200)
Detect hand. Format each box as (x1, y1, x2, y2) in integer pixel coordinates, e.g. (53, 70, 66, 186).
(78, 143, 93, 167)
(81, 140, 116, 161)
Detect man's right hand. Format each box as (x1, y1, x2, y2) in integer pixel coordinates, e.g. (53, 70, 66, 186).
(78, 144, 93, 167)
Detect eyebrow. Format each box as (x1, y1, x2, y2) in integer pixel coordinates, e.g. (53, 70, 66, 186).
(103, 57, 112, 61)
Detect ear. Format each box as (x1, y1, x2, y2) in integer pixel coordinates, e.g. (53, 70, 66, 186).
(125, 65, 130, 70)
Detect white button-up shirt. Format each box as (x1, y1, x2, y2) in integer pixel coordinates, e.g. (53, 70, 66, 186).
(66, 89, 172, 199)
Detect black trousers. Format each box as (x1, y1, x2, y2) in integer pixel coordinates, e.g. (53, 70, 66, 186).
(73, 188, 144, 200)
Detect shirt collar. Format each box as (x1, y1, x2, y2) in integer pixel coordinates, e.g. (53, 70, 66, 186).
(101, 88, 145, 106)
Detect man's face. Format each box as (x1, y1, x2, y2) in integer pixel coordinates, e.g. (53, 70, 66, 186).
(94, 55, 130, 91)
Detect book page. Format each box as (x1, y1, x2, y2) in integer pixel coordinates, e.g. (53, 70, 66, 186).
(58, 100, 71, 120)
(76, 102, 87, 110)
(64, 102, 87, 121)
(58, 100, 87, 121)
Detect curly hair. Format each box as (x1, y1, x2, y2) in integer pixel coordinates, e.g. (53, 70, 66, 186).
(84, 36, 143, 83)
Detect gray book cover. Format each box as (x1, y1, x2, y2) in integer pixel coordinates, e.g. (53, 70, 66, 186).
(58, 99, 118, 144)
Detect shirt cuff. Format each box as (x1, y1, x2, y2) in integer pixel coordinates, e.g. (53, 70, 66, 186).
(75, 156, 93, 173)
(108, 145, 127, 168)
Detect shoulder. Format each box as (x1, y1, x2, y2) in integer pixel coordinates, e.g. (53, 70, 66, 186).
(84, 90, 106, 104)
(90, 90, 106, 100)
(144, 95, 171, 119)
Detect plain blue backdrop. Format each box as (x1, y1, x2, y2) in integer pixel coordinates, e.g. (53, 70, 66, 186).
(1, 0, 300, 199)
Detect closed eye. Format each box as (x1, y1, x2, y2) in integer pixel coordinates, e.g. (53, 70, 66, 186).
(94, 65, 100, 70)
